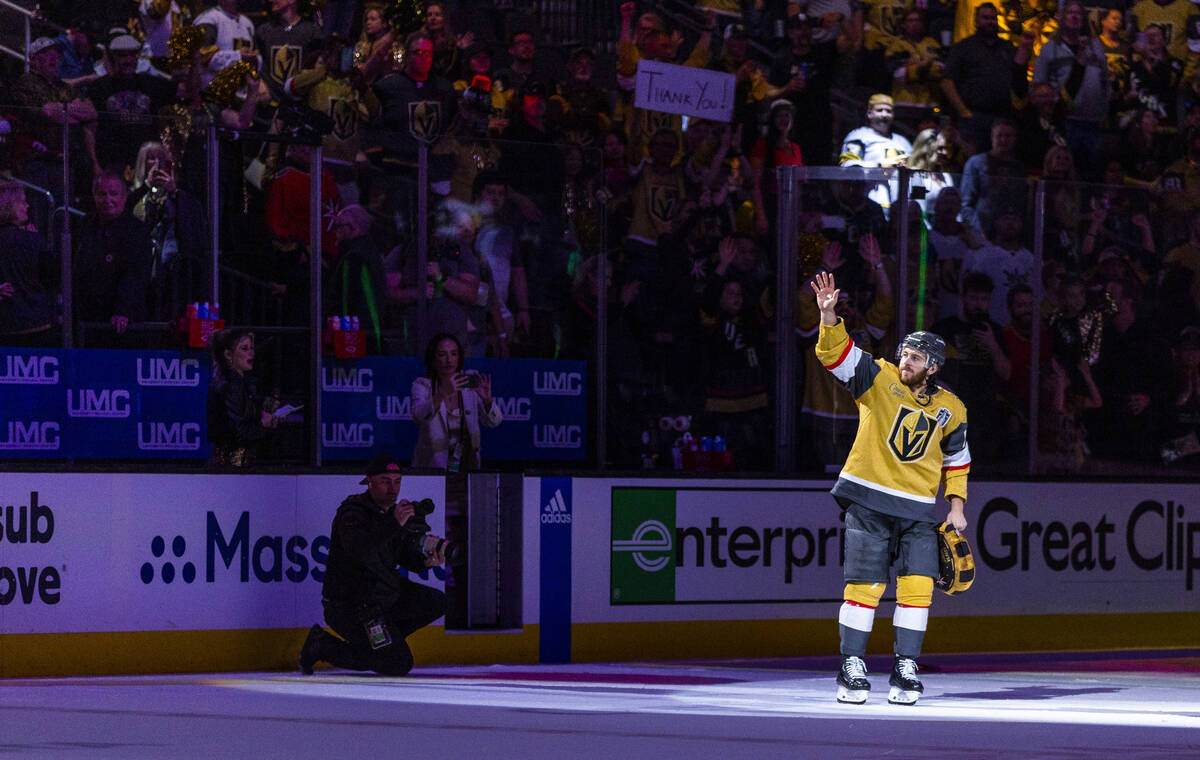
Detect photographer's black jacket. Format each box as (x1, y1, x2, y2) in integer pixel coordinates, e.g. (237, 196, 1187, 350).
(322, 492, 429, 612)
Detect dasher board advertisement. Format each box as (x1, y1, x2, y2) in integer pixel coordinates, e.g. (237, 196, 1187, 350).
(0, 473, 446, 634)
(595, 482, 1198, 619)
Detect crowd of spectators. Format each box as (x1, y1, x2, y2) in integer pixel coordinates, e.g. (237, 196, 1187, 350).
(1, 0, 1199, 474)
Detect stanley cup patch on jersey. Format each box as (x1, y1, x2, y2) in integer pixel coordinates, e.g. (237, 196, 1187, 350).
(887, 406, 936, 463)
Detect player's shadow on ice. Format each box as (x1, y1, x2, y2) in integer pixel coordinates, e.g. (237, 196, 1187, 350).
(940, 686, 1123, 700)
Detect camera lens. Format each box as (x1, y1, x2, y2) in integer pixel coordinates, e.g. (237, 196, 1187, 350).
(415, 498, 436, 517)
(442, 540, 466, 566)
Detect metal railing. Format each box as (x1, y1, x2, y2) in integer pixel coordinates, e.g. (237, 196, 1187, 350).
(0, 0, 65, 68)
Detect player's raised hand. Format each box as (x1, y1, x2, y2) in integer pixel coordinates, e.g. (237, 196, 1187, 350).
(811, 271, 840, 324)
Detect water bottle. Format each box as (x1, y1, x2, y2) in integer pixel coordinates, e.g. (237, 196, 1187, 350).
(713, 436, 726, 452)
(671, 439, 683, 470)
(329, 316, 340, 331)
(198, 302, 209, 319)
(350, 315, 360, 331)
(341, 315, 351, 330)
(210, 302, 220, 320)
(700, 436, 712, 452)
(187, 302, 198, 319)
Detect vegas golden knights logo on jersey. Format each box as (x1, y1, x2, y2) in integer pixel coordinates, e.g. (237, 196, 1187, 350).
(408, 101, 442, 142)
(271, 45, 301, 84)
(887, 405, 936, 463)
(649, 184, 680, 225)
(330, 98, 357, 140)
(646, 110, 674, 135)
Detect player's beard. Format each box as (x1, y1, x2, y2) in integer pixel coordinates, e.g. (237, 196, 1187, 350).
(900, 365, 930, 392)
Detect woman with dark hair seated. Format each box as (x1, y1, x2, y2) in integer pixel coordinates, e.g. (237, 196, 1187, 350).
(206, 327, 279, 467)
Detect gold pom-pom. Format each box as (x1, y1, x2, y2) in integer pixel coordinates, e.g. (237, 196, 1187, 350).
(203, 61, 259, 109)
(167, 25, 206, 72)
(383, 0, 425, 35)
(159, 102, 193, 160)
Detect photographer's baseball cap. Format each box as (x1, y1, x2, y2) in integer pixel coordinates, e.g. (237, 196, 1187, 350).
(361, 453, 402, 483)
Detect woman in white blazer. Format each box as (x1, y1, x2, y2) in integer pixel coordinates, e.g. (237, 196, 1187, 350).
(411, 333, 503, 470)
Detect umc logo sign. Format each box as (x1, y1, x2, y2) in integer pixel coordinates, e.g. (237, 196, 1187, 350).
(375, 395, 412, 421)
(323, 423, 374, 447)
(67, 388, 131, 418)
(322, 367, 373, 393)
(495, 396, 532, 421)
(136, 358, 200, 387)
(0, 422, 61, 450)
(138, 422, 202, 451)
(534, 425, 582, 449)
(533, 371, 583, 396)
(0, 355, 59, 384)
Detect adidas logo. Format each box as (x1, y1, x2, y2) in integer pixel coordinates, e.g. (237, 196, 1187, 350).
(541, 489, 571, 524)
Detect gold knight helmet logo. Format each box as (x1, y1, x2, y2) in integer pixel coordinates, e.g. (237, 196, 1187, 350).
(408, 101, 443, 142)
(649, 185, 680, 225)
(330, 98, 357, 140)
(271, 45, 301, 84)
(887, 406, 935, 463)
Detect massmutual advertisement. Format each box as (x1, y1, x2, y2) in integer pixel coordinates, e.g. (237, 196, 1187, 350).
(0, 474, 446, 633)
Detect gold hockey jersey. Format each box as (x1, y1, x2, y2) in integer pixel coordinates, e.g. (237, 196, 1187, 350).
(816, 319, 970, 522)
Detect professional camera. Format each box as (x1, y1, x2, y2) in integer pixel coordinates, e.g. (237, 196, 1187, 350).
(403, 498, 465, 566)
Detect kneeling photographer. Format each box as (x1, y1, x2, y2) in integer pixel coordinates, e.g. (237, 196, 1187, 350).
(299, 454, 459, 676)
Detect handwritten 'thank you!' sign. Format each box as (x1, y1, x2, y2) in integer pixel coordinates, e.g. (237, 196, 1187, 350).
(633, 59, 735, 122)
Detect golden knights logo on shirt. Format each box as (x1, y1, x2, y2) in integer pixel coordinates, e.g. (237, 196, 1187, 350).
(887, 405, 938, 463)
(408, 101, 442, 142)
(330, 98, 358, 141)
(649, 184, 681, 225)
(646, 109, 675, 135)
(271, 45, 301, 84)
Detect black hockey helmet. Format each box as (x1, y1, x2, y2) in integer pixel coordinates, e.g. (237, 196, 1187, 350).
(896, 331, 946, 371)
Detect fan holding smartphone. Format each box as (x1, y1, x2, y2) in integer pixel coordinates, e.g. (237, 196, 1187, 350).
(410, 332, 503, 472)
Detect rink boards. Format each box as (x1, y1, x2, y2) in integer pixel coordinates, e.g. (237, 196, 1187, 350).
(1, 473, 1197, 676)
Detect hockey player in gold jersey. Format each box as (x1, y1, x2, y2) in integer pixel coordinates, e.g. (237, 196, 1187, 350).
(811, 271, 970, 706)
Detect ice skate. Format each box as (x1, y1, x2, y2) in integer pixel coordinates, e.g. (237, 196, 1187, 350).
(888, 656, 923, 705)
(836, 655, 870, 704)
